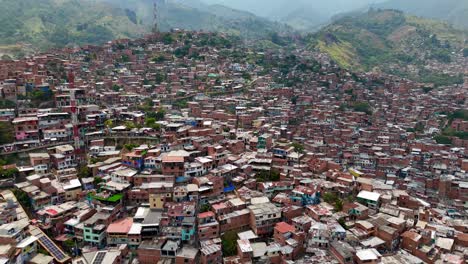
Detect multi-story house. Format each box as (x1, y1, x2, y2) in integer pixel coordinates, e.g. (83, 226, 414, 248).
(29, 153, 50, 175)
(49, 144, 77, 170)
(197, 212, 219, 241)
(12, 116, 39, 141)
(248, 202, 282, 237)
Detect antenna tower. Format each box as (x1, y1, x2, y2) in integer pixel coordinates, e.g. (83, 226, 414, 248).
(153, 0, 159, 33)
(68, 71, 81, 151)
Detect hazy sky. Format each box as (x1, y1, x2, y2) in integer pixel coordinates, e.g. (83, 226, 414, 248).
(200, 0, 387, 19)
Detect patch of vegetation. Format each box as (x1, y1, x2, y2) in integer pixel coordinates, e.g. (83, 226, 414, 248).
(291, 142, 305, 153)
(0, 99, 15, 108)
(351, 102, 372, 115)
(434, 135, 452, 145)
(13, 189, 31, 211)
(0, 0, 145, 52)
(0, 122, 14, 145)
(124, 143, 139, 151)
(145, 118, 161, 131)
(418, 72, 464, 87)
(322, 192, 344, 212)
(255, 169, 281, 182)
(313, 9, 464, 80)
(77, 166, 92, 179)
(146, 109, 166, 121)
(221, 231, 238, 257)
(93, 177, 104, 186)
(200, 204, 211, 213)
(0, 166, 18, 179)
(174, 99, 188, 109)
(446, 110, 468, 121)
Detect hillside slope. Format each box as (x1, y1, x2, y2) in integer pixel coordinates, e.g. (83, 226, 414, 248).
(0, 0, 145, 51)
(98, 0, 291, 38)
(0, 0, 290, 57)
(312, 9, 466, 84)
(374, 0, 468, 29)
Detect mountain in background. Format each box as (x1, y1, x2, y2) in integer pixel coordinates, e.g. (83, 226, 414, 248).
(0, 0, 290, 57)
(201, 0, 386, 31)
(0, 0, 145, 56)
(374, 0, 468, 29)
(98, 0, 291, 37)
(312, 9, 466, 84)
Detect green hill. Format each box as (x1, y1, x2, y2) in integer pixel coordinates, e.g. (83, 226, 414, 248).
(374, 0, 468, 29)
(98, 0, 292, 38)
(0, 0, 290, 57)
(0, 0, 145, 52)
(312, 9, 466, 84)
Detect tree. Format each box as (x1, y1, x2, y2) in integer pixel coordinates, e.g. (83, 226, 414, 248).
(291, 142, 305, 153)
(155, 73, 166, 84)
(93, 177, 104, 186)
(145, 117, 161, 131)
(0, 122, 14, 145)
(152, 55, 166, 63)
(104, 119, 114, 128)
(161, 33, 174, 44)
(112, 84, 121, 92)
(352, 102, 372, 115)
(323, 192, 344, 212)
(323, 192, 338, 204)
(242, 72, 252, 81)
(155, 109, 165, 120)
(147, 109, 165, 121)
(13, 189, 31, 210)
(200, 204, 211, 213)
(337, 218, 348, 230)
(291, 96, 298, 105)
(334, 199, 343, 212)
(221, 231, 238, 257)
(434, 135, 452, 145)
(77, 166, 91, 179)
(120, 55, 130, 63)
(124, 121, 136, 129)
(255, 169, 280, 182)
(0, 167, 18, 179)
(124, 143, 138, 151)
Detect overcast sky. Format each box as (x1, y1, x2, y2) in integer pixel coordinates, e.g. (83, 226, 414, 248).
(200, 0, 387, 19)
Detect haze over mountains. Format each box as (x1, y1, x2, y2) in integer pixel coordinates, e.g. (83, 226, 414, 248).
(373, 0, 468, 29)
(201, 0, 390, 30)
(202, 0, 468, 31)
